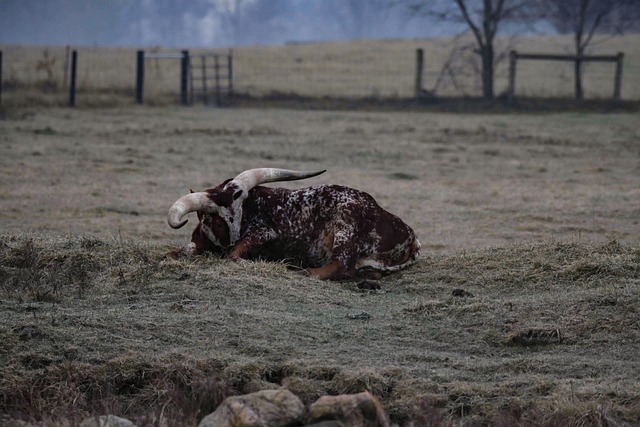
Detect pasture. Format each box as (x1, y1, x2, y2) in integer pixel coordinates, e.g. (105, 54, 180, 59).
(0, 105, 638, 426)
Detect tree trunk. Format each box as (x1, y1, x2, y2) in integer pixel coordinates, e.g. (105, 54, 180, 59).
(480, 0, 496, 101)
(574, 55, 584, 100)
(574, 0, 587, 100)
(481, 43, 494, 100)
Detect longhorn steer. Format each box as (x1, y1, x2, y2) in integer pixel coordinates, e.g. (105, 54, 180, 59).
(166, 168, 420, 280)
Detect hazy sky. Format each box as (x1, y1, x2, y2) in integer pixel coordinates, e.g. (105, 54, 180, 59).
(0, 0, 465, 48)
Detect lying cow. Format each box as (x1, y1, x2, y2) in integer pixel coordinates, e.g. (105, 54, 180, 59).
(166, 168, 420, 280)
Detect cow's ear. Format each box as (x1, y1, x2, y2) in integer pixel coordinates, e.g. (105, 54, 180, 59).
(190, 189, 195, 194)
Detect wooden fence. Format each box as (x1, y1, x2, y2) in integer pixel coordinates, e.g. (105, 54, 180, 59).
(508, 50, 624, 102)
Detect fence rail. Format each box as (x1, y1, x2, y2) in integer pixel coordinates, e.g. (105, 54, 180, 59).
(508, 50, 625, 102)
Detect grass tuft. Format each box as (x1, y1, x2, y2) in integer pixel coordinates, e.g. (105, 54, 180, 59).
(329, 368, 394, 398)
(1, 236, 101, 300)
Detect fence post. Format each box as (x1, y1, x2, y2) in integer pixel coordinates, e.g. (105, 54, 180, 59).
(415, 48, 424, 99)
(0, 50, 3, 106)
(613, 52, 624, 101)
(201, 56, 208, 105)
(508, 50, 517, 104)
(63, 46, 71, 90)
(135, 50, 144, 104)
(180, 50, 190, 106)
(574, 56, 583, 100)
(68, 50, 77, 107)
(214, 55, 222, 106)
(228, 49, 233, 99)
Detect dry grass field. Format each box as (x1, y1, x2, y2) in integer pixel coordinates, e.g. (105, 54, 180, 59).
(0, 105, 639, 426)
(2, 33, 640, 105)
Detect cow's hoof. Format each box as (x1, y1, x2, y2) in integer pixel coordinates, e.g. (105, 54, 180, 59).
(296, 269, 311, 277)
(357, 280, 381, 290)
(160, 257, 176, 266)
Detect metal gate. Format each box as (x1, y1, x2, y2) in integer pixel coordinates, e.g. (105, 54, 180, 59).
(189, 53, 233, 106)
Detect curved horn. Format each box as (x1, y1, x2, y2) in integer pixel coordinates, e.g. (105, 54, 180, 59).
(167, 192, 211, 229)
(231, 168, 326, 191)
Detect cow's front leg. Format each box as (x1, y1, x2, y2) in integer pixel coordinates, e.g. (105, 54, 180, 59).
(165, 242, 201, 260)
(228, 240, 251, 261)
(228, 228, 275, 261)
(165, 224, 217, 260)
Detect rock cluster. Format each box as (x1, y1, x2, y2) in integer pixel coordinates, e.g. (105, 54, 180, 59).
(75, 390, 389, 427)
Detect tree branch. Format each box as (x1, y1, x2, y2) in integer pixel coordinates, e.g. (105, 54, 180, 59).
(454, 0, 485, 47)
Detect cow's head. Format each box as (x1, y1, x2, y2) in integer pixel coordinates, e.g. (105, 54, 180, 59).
(168, 168, 325, 247)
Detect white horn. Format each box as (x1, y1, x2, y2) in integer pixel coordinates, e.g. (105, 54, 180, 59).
(231, 168, 326, 191)
(167, 192, 211, 229)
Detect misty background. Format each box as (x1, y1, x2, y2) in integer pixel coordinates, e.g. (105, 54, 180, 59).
(1, 0, 502, 48)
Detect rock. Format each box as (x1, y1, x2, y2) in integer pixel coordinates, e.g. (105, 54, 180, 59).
(308, 391, 389, 427)
(79, 415, 138, 427)
(508, 328, 563, 346)
(1, 420, 39, 427)
(198, 388, 304, 427)
(451, 288, 474, 298)
(356, 280, 381, 291)
(346, 311, 370, 320)
(304, 422, 345, 427)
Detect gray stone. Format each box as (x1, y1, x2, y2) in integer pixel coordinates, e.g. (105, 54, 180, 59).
(80, 415, 138, 427)
(198, 388, 304, 427)
(308, 392, 389, 427)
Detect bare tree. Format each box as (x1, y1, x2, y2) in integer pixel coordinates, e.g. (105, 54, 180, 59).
(538, 0, 639, 99)
(408, 0, 534, 100)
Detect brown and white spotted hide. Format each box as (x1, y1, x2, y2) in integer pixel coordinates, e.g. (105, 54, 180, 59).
(167, 173, 420, 280)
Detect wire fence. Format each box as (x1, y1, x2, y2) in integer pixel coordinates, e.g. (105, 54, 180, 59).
(233, 41, 421, 98)
(1, 34, 639, 107)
